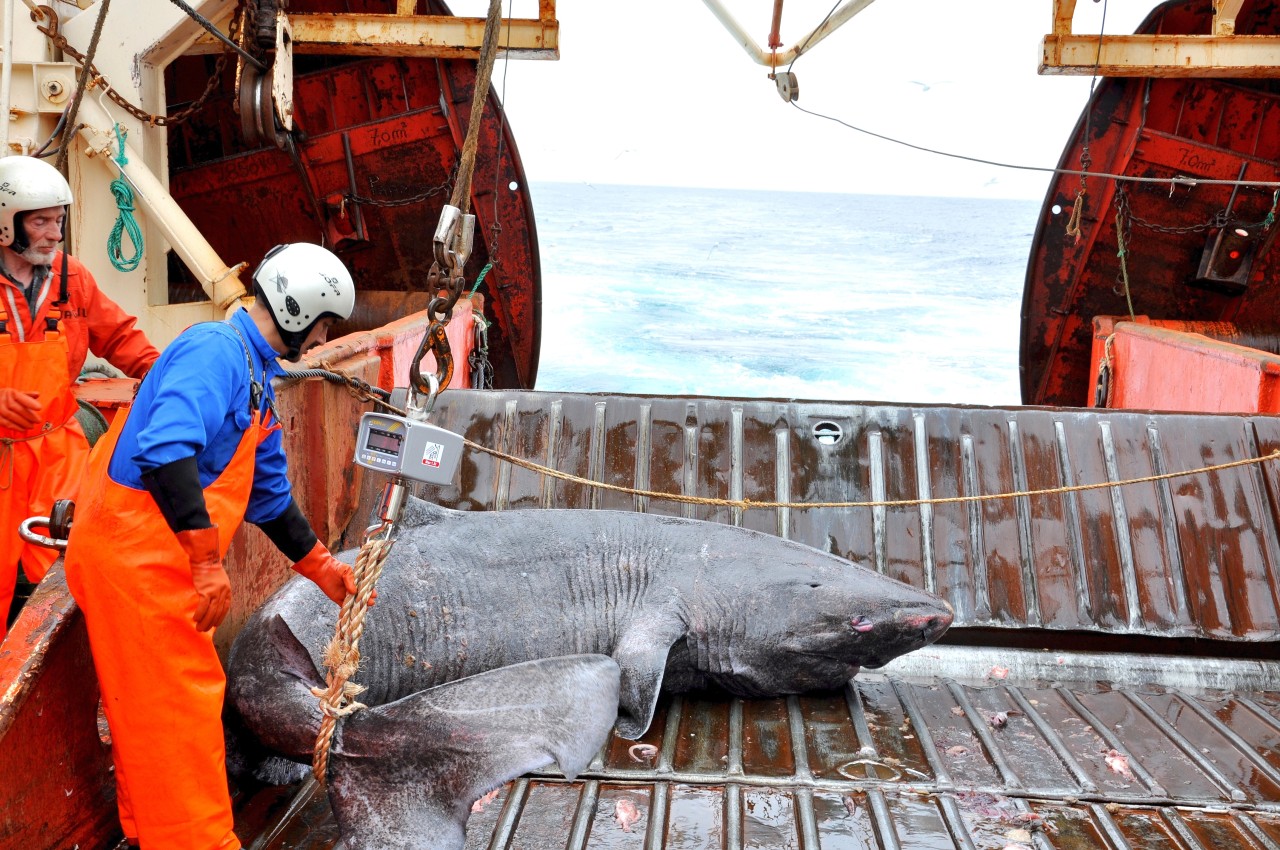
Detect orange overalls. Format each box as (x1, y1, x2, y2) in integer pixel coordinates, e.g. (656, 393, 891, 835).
(64, 335, 278, 850)
(0, 288, 86, 640)
(0, 253, 157, 640)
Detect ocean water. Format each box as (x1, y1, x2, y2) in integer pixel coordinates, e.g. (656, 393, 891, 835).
(528, 183, 1041, 407)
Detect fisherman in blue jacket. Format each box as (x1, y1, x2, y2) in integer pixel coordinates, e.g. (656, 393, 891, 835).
(64, 243, 363, 850)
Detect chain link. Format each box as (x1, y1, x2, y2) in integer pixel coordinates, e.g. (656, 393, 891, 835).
(345, 181, 451, 209)
(35, 3, 237, 127)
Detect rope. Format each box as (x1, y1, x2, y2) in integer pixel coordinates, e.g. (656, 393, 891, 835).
(460, 440, 1280, 511)
(0, 419, 70, 490)
(310, 535, 393, 785)
(449, 0, 504, 214)
(1065, 187, 1086, 243)
(1114, 195, 1136, 320)
(107, 125, 143, 272)
(55, 0, 110, 171)
(468, 261, 493, 297)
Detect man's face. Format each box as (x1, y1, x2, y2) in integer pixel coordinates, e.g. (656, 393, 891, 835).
(292, 317, 337, 361)
(19, 206, 65, 265)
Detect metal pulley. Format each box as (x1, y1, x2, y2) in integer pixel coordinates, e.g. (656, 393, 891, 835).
(433, 205, 476, 275)
(238, 63, 286, 150)
(774, 71, 799, 103)
(20, 499, 75, 550)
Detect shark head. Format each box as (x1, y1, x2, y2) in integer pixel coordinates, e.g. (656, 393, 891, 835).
(676, 533, 953, 699)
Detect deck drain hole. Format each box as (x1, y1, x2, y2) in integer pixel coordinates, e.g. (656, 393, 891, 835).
(813, 421, 843, 446)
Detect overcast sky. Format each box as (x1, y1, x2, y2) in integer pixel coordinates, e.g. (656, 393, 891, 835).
(452, 1, 1156, 200)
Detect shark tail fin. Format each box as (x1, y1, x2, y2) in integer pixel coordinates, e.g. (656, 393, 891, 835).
(328, 654, 621, 850)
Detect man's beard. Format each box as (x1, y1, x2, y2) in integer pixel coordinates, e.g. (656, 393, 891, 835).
(20, 246, 56, 266)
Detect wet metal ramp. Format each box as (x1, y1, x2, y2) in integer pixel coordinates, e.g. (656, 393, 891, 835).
(407, 391, 1280, 643)
(244, 647, 1280, 849)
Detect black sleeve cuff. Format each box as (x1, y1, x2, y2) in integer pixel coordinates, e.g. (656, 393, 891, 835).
(140, 456, 211, 534)
(253, 498, 318, 563)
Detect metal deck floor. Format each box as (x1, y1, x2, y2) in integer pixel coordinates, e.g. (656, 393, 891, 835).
(242, 647, 1280, 850)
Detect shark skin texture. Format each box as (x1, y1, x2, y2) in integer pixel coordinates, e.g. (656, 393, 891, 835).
(226, 498, 953, 850)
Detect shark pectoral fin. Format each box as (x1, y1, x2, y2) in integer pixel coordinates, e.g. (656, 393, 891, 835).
(328, 654, 621, 850)
(612, 615, 685, 740)
(266, 613, 327, 688)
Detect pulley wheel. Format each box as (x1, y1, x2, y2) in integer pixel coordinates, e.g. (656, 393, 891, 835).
(239, 64, 286, 150)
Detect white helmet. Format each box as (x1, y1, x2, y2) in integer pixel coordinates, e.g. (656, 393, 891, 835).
(252, 242, 356, 360)
(0, 156, 73, 250)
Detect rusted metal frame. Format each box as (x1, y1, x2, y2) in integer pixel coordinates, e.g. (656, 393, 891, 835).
(960, 432, 994, 621)
(1003, 684, 1100, 794)
(1236, 696, 1280, 736)
(1241, 424, 1280, 620)
(912, 412, 938, 594)
(488, 776, 531, 846)
(1159, 806, 1213, 850)
(1005, 419, 1043, 626)
(727, 698, 745, 776)
(1042, 35, 1280, 77)
(1033, 87, 1147, 404)
(867, 428, 888, 575)
(541, 398, 562, 509)
(564, 779, 599, 850)
(700, 0, 876, 67)
(936, 794, 980, 850)
(887, 676, 954, 789)
(1053, 420, 1095, 623)
(1168, 692, 1280, 792)
(943, 680, 1025, 791)
(864, 787, 903, 850)
(1052, 685, 1168, 796)
(633, 402, 653, 515)
(1145, 423, 1193, 626)
(1215, 0, 1247, 36)
(1053, 0, 1078, 36)
(587, 400, 606, 511)
(495, 397, 518, 511)
(1238, 813, 1280, 850)
(774, 426, 791, 540)
(286, 13, 559, 59)
(1118, 690, 1248, 802)
(681, 403, 699, 521)
(725, 781, 744, 849)
(1087, 801, 1134, 849)
(1098, 421, 1144, 630)
(730, 406, 745, 528)
(793, 786, 821, 850)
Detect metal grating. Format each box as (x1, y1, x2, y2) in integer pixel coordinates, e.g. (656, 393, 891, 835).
(247, 647, 1280, 849)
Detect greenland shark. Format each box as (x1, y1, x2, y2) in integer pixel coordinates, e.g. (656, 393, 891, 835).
(226, 498, 952, 850)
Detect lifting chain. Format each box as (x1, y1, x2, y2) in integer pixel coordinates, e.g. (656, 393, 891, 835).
(407, 0, 504, 403)
(34, 3, 237, 127)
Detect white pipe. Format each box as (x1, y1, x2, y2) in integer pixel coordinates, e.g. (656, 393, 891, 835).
(700, 0, 877, 67)
(75, 95, 248, 311)
(1, 0, 14, 155)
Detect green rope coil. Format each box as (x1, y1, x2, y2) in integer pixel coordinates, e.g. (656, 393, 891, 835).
(107, 124, 143, 272)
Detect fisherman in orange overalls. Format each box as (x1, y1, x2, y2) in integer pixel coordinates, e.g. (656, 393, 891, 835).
(64, 242, 366, 849)
(0, 155, 158, 640)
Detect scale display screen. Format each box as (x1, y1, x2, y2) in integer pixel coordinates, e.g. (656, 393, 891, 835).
(365, 427, 403, 457)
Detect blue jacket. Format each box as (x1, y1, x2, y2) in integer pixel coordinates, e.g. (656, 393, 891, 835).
(108, 308, 293, 525)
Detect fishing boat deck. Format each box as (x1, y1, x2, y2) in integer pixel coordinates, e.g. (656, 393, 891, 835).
(234, 390, 1280, 849)
(241, 647, 1280, 849)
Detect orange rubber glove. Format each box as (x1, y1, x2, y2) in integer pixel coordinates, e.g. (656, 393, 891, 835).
(0, 388, 40, 431)
(292, 540, 366, 607)
(177, 526, 230, 632)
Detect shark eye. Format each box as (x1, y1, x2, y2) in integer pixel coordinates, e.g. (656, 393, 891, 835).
(809, 583, 821, 589)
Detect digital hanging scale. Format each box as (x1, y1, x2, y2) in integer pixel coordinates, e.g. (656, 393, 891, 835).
(354, 401, 463, 486)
